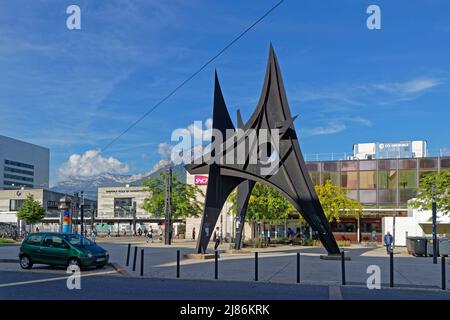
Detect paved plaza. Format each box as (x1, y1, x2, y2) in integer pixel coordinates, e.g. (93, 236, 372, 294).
(1, 238, 449, 299)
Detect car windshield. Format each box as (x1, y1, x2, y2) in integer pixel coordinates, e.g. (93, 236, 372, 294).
(63, 234, 94, 247)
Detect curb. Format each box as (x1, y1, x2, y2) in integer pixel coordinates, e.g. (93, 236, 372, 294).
(0, 258, 19, 263)
(110, 262, 131, 277)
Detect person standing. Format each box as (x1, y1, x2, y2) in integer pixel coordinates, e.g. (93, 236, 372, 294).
(192, 227, 196, 240)
(384, 231, 393, 254)
(214, 227, 221, 250)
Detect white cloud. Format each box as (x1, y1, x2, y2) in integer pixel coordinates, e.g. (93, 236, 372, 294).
(303, 122, 347, 136)
(158, 143, 173, 160)
(58, 150, 129, 181)
(374, 78, 442, 95)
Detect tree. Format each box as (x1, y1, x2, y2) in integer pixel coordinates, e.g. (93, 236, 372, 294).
(17, 195, 46, 227)
(142, 172, 204, 221)
(314, 180, 363, 222)
(410, 171, 450, 215)
(228, 183, 295, 224)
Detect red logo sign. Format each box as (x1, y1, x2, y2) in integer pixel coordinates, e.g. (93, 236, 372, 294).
(194, 175, 208, 185)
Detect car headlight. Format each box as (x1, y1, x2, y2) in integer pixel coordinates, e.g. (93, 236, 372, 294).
(86, 253, 93, 258)
(104, 251, 109, 256)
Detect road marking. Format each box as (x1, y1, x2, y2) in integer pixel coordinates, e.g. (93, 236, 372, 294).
(0, 269, 119, 288)
(328, 286, 343, 300)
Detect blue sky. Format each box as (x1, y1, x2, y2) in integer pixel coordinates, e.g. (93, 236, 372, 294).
(0, 0, 449, 185)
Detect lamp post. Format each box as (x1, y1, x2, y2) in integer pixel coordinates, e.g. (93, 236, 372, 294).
(58, 195, 72, 233)
(432, 185, 438, 264)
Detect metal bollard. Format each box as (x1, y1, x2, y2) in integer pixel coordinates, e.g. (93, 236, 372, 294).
(126, 243, 131, 266)
(132, 246, 138, 271)
(390, 251, 394, 288)
(215, 250, 218, 280)
(341, 251, 346, 285)
(140, 249, 144, 277)
(255, 252, 258, 281)
(296, 252, 300, 284)
(442, 256, 446, 291)
(177, 250, 180, 278)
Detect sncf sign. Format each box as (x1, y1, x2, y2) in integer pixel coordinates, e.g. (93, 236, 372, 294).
(194, 175, 208, 185)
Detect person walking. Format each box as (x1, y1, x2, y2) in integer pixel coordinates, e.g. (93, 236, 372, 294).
(91, 226, 97, 243)
(214, 227, 221, 250)
(384, 231, 393, 254)
(287, 228, 294, 245)
(192, 227, 196, 240)
(147, 226, 153, 243)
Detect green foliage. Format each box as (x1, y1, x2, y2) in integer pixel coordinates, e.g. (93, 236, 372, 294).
(17, 195, 45, 224)
(142, 172, 204, 220)
(410, 171, 450, 215)
(228, 183, 295, 223)
(314, 180, 363, 222)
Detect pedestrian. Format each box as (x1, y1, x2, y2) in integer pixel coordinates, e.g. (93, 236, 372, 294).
(92, 226, 97, 243)
(107, 229, 111, 237)
(287, 228, 294, 245)
(384, 231, 393, 254)
(147, 226, 153, 243)
(192, 227, 196, 240)
(214, 227, 221, 250)
(35, 227, 39, 233)
(138, 228, 142, 237)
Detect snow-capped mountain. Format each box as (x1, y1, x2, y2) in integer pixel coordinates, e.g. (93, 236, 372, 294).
(51, 161, 185, 200)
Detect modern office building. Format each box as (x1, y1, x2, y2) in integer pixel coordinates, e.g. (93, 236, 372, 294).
(185, 154, 450, 243)
(0, 188, 96, 232)
(352, 140, 427, 160)
(0, 135, 50, 190)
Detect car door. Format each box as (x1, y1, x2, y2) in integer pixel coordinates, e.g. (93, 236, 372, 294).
(40, 235, 70, 265)
(24, 234, 45, 263)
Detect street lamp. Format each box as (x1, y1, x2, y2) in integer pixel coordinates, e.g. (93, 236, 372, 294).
(58, 195, 72, 233)
(432, 185, 438, 264)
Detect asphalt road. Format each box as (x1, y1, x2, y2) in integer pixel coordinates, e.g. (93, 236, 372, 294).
(1, 270, 449, 300)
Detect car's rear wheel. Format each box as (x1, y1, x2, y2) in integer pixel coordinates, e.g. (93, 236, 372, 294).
(19, 255, 33, 269)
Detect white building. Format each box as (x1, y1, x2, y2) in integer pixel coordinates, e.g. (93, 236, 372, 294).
(353, 140, 427, 160)
(382, 202, 450, 246)
(185, 173, 252, 242)
(0, 135, 49, 189)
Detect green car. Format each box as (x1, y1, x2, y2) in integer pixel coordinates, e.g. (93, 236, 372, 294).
(19, 232, 109, 270)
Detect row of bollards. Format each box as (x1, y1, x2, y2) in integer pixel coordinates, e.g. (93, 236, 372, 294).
(126, 244, 145, 277)
(125, 244, 447, 289)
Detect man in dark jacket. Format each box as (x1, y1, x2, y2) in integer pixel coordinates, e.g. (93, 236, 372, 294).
(384, 231, 393, 254)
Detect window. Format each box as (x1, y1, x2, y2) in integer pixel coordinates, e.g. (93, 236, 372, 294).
(359, 160, 377, 171)
(331, 220, 357, 232)
(306, 162, 319, 172)
(341, 161, 358, 171)
(359, 171, 376, 189)
(341, 172, 358, 189)
(361, 219, 382, 233)
(379, 189, 396, 204)
(4, 174, 33, 182)
(398, 159, 417, 170)
(26, 234, 43, 246)
(419, 158, 438, 169)
(43, 235, 67, 249)
(359, 190, 377, 204)
(4, 166, 34, 176)
(9, 199, 25, 211)
(379, 170, 397, 189)
(346, 190, 358, 201)
(323, 172, 339, 186)
(441, 158, 450, 169)
(399, 189, 417, 204)
(308, 172, 320, 186)
(378, 159, 397, 170)
(4, 159, 34, 169)
(47, 201, 59, 209)
(3, 180, 33, 188)
(398, 170, 417, 189)
(114, 198, 133, 218)
(323, 161, 339, 172)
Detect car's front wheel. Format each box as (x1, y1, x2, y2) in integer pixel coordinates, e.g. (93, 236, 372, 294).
(19, 255, 33, 269)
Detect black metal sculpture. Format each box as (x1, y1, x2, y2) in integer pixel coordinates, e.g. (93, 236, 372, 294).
(186, 45, 340, 255)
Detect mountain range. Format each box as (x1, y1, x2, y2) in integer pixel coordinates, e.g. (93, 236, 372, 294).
(51, 160, 186, 200)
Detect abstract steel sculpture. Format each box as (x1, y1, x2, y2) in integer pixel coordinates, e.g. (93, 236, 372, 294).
(185, 45, 340, 255)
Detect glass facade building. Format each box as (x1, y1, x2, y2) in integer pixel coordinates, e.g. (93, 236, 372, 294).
(304, 156, 450, 242)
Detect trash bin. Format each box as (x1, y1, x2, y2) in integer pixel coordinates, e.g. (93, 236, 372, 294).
(406, 237, 428, 256)
(438, 238, 450, 257)
(426, 238, 439, 257)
